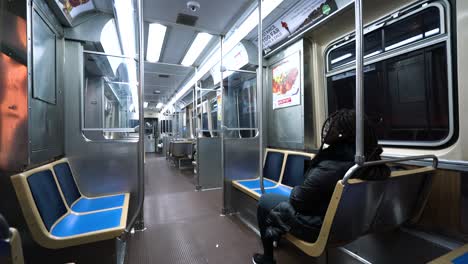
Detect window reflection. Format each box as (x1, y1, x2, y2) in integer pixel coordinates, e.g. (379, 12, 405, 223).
(82, 53, 139, 140)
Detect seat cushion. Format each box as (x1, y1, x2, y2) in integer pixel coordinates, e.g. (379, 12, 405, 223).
(27, 170, 68, 231)
(53, 163, 81, 207)
(236, 179, 277, 190)
(255, 185, 292, 197)
(264, 152, 285, 182)
(282, 154, 311, 187)
(51, 208, 122, 237)
(71, 194, 126, 213)
(453, 253, 468, 264)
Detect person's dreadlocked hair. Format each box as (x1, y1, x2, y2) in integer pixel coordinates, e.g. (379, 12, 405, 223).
(318, 109, 382, 161)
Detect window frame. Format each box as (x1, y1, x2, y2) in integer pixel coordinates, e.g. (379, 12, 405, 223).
(324, 0, 454, 148)
(80, 50, 141, 142)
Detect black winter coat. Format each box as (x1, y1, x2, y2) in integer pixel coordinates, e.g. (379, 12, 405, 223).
(264, 143, 390, 242)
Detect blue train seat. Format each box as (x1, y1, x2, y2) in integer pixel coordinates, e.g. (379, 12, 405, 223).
(52, 159, 127, 213)
(263, 151, 285, 182)
(429, 244, 468, 264)
(232, 150, 285, 194)
(232, 149, 314, 200)
(235, 178, 278, 190)
(253, 185, 292, 197)
(233, 151, 436, 257)
(11, 162, 129, 249)
(281, 154, 311, 187)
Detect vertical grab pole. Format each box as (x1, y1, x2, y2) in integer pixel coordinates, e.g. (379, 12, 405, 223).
(192, 87, 196, 138)
(355, 0, 365, 165)
(126, 0, 145, 232)
(257, 0, 265, 194)
(195, 68, 201, 190)
(220, 36, 228, 213)
(195, 68, 198, 138)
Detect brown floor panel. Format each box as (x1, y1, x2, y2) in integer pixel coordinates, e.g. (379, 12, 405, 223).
(126, 154, 316, 263)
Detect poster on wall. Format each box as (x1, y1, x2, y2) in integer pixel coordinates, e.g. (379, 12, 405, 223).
(261, 0, 351, 54)
(217, 89, 222, 121)
(272, 52, 301, 110)
(54, 0, 95, 22)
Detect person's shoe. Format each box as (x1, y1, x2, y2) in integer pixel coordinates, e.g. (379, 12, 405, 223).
(252, 253, 276, 264)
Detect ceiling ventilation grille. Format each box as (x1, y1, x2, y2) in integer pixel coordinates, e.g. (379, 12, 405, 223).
(176, 13, 198, 27)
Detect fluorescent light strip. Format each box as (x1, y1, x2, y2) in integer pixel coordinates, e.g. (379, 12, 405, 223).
(147, 23, 167, 63)
(161, 0, 284, 114)
(385, 34, 423, 51)
(181, 33, 213, 66)
(331, 53, 352, 64)
(424, 28, 440, 38)
(156, 102, 163, 109)
(144, 102, 149, 108)
(100, 19, 122, 74)
(364, 50, 382, 58)
(114, 0, 137, 58)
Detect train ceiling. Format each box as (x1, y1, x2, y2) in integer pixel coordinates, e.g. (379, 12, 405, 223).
(95, 0, 251, 108)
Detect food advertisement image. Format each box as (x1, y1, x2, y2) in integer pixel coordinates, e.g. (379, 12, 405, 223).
(217, 89, 222, 121)
(272, 52, 301, 109)
(56, 0, 94, 19)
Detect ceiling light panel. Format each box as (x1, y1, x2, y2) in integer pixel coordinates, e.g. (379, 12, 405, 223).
(147, 23, 167, 63)
(114, 0, 137, 58)
(181, 32, 213, 66)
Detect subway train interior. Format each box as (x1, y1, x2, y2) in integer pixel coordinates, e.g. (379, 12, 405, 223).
(1, 0, 468, 263)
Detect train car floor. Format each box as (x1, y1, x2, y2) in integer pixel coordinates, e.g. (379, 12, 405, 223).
(125, 154, 315, 263)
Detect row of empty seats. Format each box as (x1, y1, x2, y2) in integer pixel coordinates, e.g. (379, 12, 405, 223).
(166, 139, 195, 169)
(232, 148, 315, 199)
(11, 158, 129, 249)
(232, 148, 437, 257)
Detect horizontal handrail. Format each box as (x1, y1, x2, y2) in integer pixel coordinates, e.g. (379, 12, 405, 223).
(82, 128, 136, 132)
(222, 68, 256, 74)
(222, 126, 258, 131)
(196, 88, 218, 92)
(197, 129, 222, 133)
(342, 155, 438, 184)
(83, 50, 137, 60)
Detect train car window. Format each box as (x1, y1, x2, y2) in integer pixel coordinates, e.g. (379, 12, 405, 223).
(210, 97, 219, 132)
(327, 6, 442, 72)
(224, 71, 257, 138)
(328, 29, 384, 71)
(202, 113, 209, 131)
(385, 7, 440, 51)
(325, 1, 452, 147)
(82, 52, 139, 140)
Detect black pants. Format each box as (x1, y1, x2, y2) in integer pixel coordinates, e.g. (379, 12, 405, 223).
(257, 193, 289, 259)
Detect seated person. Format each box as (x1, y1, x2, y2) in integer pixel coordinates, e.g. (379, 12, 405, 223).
(252, 109, 390, 264)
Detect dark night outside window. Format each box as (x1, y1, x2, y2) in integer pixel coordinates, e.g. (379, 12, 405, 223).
(327, 44, 449, 143)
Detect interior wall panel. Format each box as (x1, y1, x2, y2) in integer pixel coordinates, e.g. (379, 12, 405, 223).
(63, 41, 138, 217)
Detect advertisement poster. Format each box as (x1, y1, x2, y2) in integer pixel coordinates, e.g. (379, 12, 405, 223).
(217, 89, 222, 121)
(262, 0, 342, 54)
(272, 52, 301, 109)
(56, 0, 95, 20)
